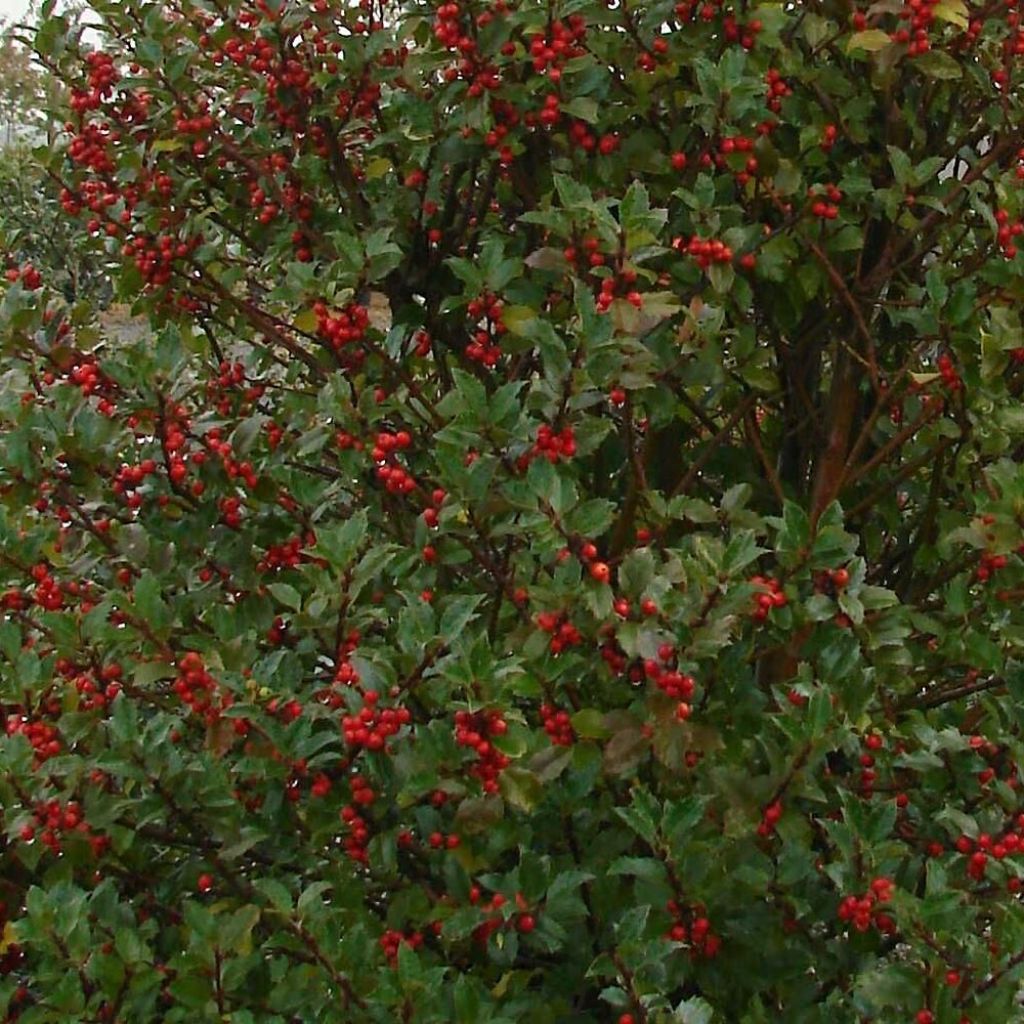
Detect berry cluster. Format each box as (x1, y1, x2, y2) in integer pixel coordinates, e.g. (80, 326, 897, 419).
(665, 899, 722, 958)
(953, 810, 1024, 883)
(526, 424, 577, 465)
(18, 799, 107, 857)
(454, 709, 510, 793)
(540, 703, 575, 745)
(341, 802, 372, 864)
(750, 575, 787, 622)
(31, 563, 63, 611)
(112, 457, 159, 509)
(259, 532, 317, 572)
(5, 715, 62, 765)
(810, 183, 843, 220)
(757, 800, 784, 837)
(889, 0, 941, 56)
(596, 268, 643, 312)
(72, 662, 123, 712)
(380, 928, 424, 966)
(4, 263, 42, 290)
(536, 610, 582, 654)
(528, 17, 587, 78)
(996, 208, 1023, 260)
(837, 877, 896, 934)
(764, 68, 792, 113)
(465, 291, 507, 366)
(172, 651, 218, 716)
(935, 352, 962, 392)
(976, 551, 1009, 583)
(342, 691, 411, 751)
(314, 301, 370, 362)
(675, 234, 734, 270)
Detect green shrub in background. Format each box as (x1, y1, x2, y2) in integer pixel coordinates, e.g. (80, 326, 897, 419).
(0, 144, 111, 306)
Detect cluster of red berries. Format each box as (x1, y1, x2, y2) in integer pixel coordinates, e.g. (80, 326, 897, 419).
(635, 36, 670, 73)
(422, 487, 448, 529)
(247, 180, 283, 226)
(704, 134, 761, 188)
(19, 799, 107, 857)
(219, 495, 245, 529)
(259, 532, 316, 572)
(764, 68, 792, 113)
(857, 731, 886, 797)
(58, 354, 105, 400)
(340, 803, 372, 864)
(750, 575, 787, 622)
(172, 651, 218, 716)
(536, 611, 582, 654)
(31, 564, 63, 611)
(673, 0, 762, 48)
(380, 928, 424, 965)
(465, 291, 507, 366)
(342, 691, 412, 751)
(159, 404, 194, 487)
(428, 830, 461, 850)
(935, 352, 962, 392)
(888, 0, 942, 56)
(757, 800, 784, 837)
(564, 234, 611, 270)
(112, 458, 158, 509)
(528, 17, 587, 77)
(675, 234, 734, 270)
(207, 359, 265, 416)
(455, 710, 509, 793)
(5, 715, 62, 765)
(995, 208, 1023, 260)
(72, 662, 123, 712)
(124, 231, 202, 289)
(372, 428, 418, 497)
(810, 183, 843, 220)
(3, 264, 42, 290)
(468, 889, 537, 942)
(266, 616, 290, 646)
(71, 51, 119, 113)
(266, 696, 303, 724)
(540, 703, 575, 745)
(644, 647, 697, 718)
(837, 877, 896, 933)
(665, 899, 722, 957)
(976, 551, 1009, 583)
(953, 814, 1024, 882)
(314, 301, 370, 355)
(64, 115, 118, 175)
(526, 424, 577, 465)
(821, 123, 838, 151)
(596, 269, 643, 313)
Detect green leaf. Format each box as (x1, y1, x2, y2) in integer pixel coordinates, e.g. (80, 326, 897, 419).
(914, 50, 962, 78)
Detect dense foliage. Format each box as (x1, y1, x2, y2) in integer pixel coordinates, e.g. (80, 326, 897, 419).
(3, 0, 1024, 1020)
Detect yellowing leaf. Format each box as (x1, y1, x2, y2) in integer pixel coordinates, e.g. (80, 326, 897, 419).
(933, 0, 968, 28)
(500, 305, 537, 336)
(294, 308, 319, 333)
(846, 29, 894, 52)
(365, 157, 391, 180)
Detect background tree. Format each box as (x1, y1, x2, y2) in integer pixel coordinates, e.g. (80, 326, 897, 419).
(2, 0, 1024, 1022)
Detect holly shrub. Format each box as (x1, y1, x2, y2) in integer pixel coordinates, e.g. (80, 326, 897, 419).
(2, 0, 1024, 1021)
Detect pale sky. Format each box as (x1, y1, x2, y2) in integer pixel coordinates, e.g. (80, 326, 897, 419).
(0, 0, 32, 25)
